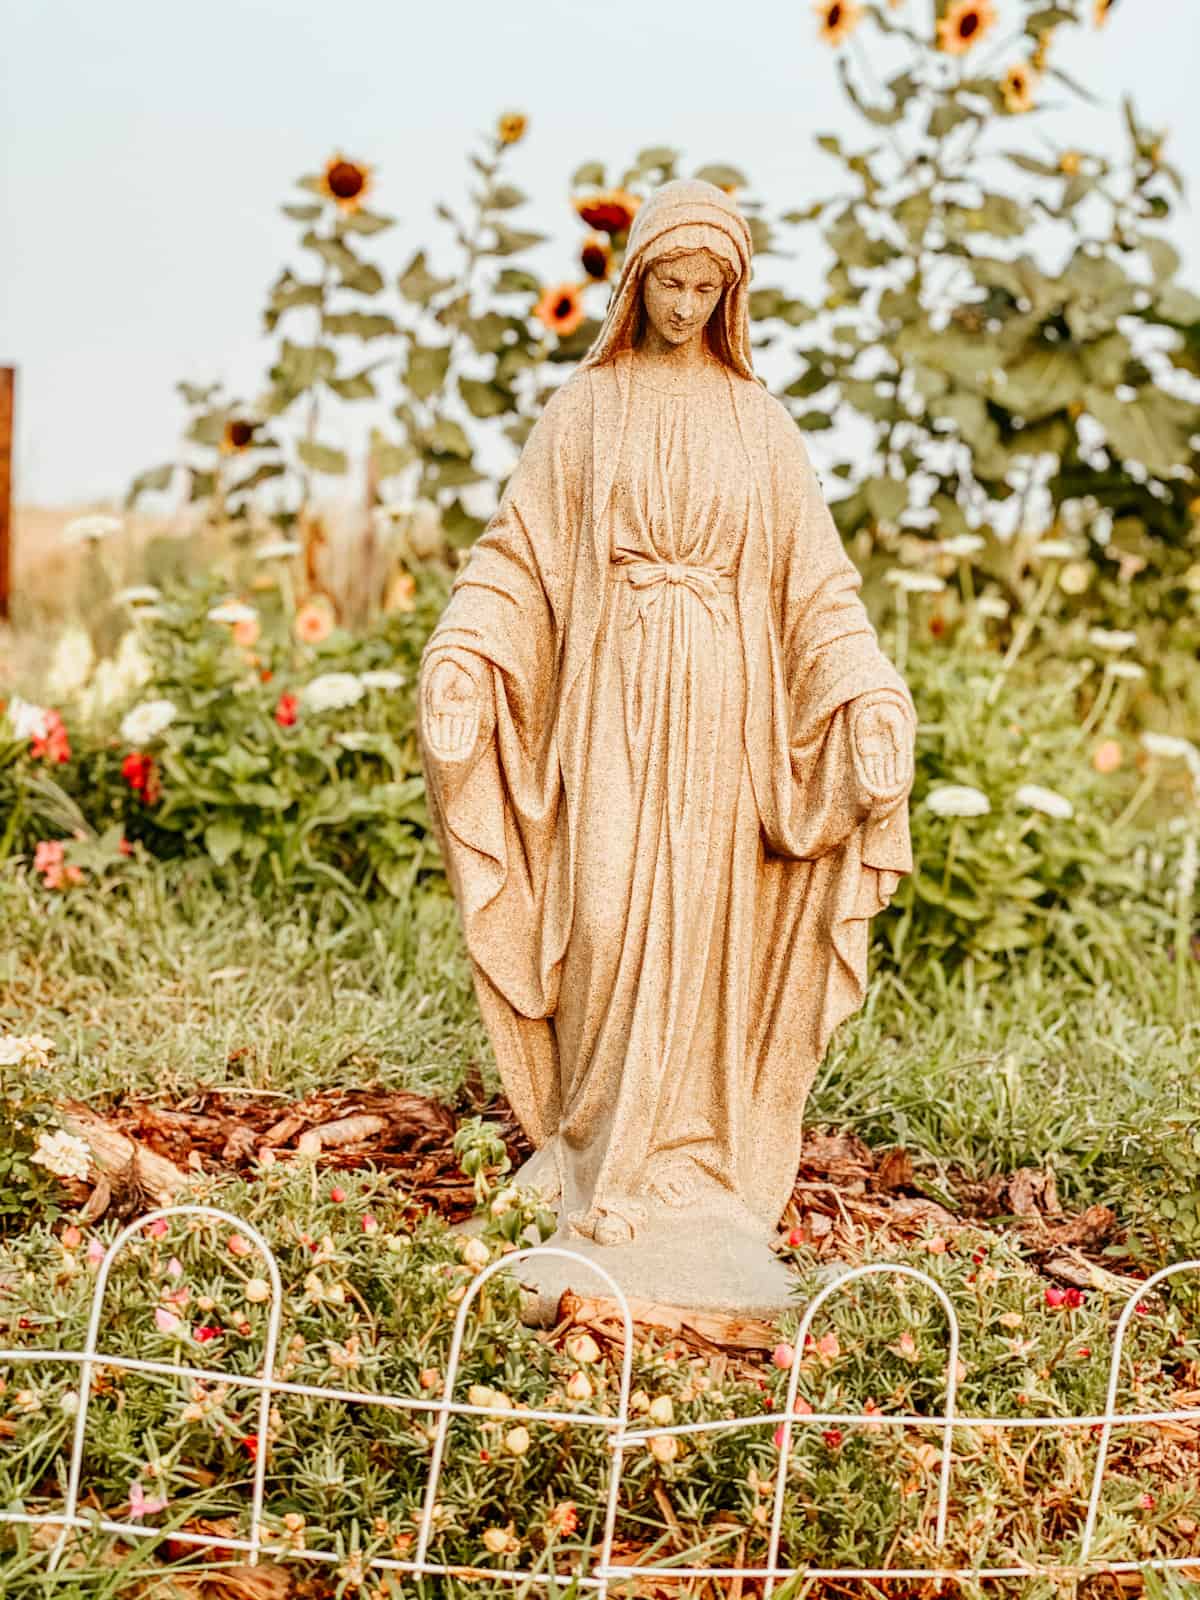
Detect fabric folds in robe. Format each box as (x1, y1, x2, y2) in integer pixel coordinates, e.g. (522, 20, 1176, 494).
(419, 347, 915, 1238)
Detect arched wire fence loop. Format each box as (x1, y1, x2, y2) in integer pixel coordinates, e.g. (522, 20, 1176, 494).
(44, 1205, 284, 1572)
(1080, 1259, 1200, 1567)
(765, 1263, 961, 1597)
(415, 1244, 635, 1597)
(0, 1213, 1196, 1588)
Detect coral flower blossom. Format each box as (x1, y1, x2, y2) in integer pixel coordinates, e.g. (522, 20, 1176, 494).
(34, 840, 83, 889)
(572, 188, 640, 236)
(275, 693, 299, 728)
(31, 709, 71, 764)
(1093, 739, 1122, 775)
(320, 153, 372, 212)
(937, 0, 998, 55)
(1001, 62, 1037, 114)
(233, 616, 261, 648)
(815, 0, 863, 46)
(534, 282, 587, 338)
(293, 598, 335, 645)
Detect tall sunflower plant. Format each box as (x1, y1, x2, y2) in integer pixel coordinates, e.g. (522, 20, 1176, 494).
(797, 0, 1200, 687)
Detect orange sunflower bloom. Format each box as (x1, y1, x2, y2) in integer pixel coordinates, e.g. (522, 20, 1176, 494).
(936, 0, 997, 54)
(1001, 62, 1037, 114)
(220, 418, 257, 454)
(580, 234, 612, 281)
(497, 111, 528, 146)
(533, 282, 587, 338)
(320, 154, 373, 212)
(572, 188, 640, 236)
(815, 0, 863, 46)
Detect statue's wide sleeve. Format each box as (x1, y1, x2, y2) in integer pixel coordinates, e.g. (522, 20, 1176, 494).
(764, 396, 916, 879)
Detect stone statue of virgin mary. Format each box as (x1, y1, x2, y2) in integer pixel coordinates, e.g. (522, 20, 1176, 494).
(419, 178, 916, 1315)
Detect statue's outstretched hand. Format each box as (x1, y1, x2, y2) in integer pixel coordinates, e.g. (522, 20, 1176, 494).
(851, 700, 913, 803)
(423, 656, 486, 762)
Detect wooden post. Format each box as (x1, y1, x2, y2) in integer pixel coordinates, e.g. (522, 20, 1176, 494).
(0, 366, 13, 622)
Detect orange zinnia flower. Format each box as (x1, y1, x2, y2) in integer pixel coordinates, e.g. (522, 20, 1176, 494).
(497, 111, 527, 146)
(580, 234, 612, 281)
(937, 0, 997, 54)
(320, 154, 372, 212)
(533, 282, 586, 338)
(293, 596, 335, 644)
(232, 616, 260, 649)
(572, 188, 640, 236)
(815, 0, 863, 46)
(1001, 62, 1037, 114)
(220, 418, 256, 454)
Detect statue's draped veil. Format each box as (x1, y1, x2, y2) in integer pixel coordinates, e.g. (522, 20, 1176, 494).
(576, 178, 760, 382)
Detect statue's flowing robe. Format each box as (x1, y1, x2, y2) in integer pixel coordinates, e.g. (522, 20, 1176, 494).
(419, 348, 915, 1237)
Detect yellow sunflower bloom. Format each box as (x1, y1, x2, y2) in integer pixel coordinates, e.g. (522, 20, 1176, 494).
(580, 234, 612, 282)
(936, 0, 998, 55)
(1001, 62, 1037, 115)
(220, 418, 256, 454)
(814, 0, 863, 46)
(497, 111, 527, 146)
(320, 154, 372, 213)
(1093, 0, 1115, 24)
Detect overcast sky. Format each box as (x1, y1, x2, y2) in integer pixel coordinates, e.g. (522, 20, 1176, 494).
(2, 0, 1197, 507)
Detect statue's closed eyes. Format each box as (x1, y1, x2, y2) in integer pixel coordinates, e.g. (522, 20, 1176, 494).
(419, 178, 916, 1316)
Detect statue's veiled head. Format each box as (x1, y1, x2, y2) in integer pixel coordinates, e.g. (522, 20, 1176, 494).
(578, 178, 759, 381)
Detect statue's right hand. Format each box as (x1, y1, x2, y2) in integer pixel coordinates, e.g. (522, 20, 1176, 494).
(422, 655, 484, 762)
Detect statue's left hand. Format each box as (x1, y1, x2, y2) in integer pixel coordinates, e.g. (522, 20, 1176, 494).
(851, 700, 913, 802)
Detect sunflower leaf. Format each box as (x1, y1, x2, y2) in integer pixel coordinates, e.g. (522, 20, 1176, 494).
(339, 208, 394, 235)
(296, 439, 348, 475)
(323, 311, 398, 340)
(282, 203, 323, 222)
(570, 161, 605, 188)
(489, 224, 547, 258)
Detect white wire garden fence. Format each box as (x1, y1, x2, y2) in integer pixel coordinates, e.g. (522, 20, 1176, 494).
(0, 1203, 1197, 1593)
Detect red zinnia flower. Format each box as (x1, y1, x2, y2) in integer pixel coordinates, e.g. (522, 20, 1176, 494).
(122, 751, 150, 791)
(31, 710, 71, 764)
(274, 693, 298, 728)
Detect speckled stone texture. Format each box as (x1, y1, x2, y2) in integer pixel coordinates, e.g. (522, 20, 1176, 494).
(419, 178, 915, 1317)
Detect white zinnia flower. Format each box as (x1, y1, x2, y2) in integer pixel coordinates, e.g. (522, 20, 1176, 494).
(5, 696, 50, 741)
(114, 585, 164, 607)
(1105, 660, 1146, 681)
(30, 1129, 92, 1183)
(63, 513, 123, 544)
(207, 601, 258, 625)
(300, 673, 365, 713)
(359, 669, 406, 691)
(1140, 732, 1199, 764)
(1015, 784, 1074, 821)
(48, 627, 96, 700)
(926, 784, 991, 818)
(975, 594, 1011, 620)
(885, 569, 947, 595)
(1031, 538, 1080, 561)
(119, 698, 178, 745)
(253, 538, 303, 561)
(938, 534, 986, 558)
(1087, 627, 1138, 654)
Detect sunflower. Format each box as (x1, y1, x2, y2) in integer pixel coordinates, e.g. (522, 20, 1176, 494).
(1001, 62, 1037, 114)
(497, 111, 528, 146)
(580, 234, 612, 281)
(533, 282, 587, 338)
(814, 0, 863, 46)
(320, 154, 372, 212)
(220, 418, 257, 454)
(1093, 0, 1116, 24)
(1059, 149, 1082, 176)
(572, 188, 640, 236)
(936, 0, 997, 55)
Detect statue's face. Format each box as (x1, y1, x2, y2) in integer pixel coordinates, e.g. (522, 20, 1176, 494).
(640, 250, 726, 348)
